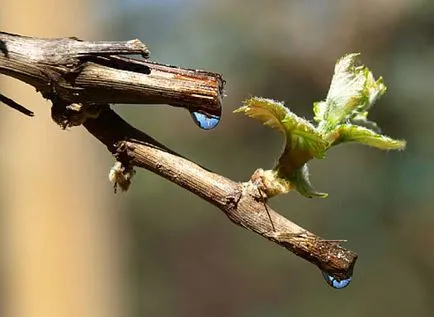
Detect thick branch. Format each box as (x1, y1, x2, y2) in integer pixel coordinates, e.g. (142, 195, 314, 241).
(0, 32, 222, 118)
(0, 32, 357, 282)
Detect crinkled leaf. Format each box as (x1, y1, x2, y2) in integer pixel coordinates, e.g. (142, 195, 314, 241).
(345, 72, 386, 131)
(313, 101, 327, 123)
(235, 54, 406, 200)
(316, 53, 366, 126)
(288, 164, 328, 198)
(363, 71, 387, 113)
(316, 53, 387, 133)
(281, 112, 328, 159)
(235, 97, 328, 163)
(332, 124, 406, 150)
(234, 97, 288, 133)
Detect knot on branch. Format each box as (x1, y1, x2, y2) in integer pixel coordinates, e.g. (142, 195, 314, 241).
(51, 100, 107, 128)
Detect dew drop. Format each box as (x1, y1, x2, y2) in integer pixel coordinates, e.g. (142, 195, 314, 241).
(190, 111, 221, 130)
(321, 271, 352, 289)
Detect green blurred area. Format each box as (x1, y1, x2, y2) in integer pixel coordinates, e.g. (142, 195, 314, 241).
(98, 0, 434, 316)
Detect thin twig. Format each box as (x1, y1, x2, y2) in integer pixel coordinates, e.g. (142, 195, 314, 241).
(0, 93, 34, 117)
(258, 188, 275, 232)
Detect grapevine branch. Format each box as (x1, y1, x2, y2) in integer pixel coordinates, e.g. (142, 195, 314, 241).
(0, 32, 357, 281)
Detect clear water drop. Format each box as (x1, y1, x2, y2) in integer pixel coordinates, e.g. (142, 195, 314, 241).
(190, 111, 221, 130)
(321, 271, 352, 289)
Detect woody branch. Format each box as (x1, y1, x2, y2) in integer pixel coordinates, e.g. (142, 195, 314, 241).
(0, 31, 357, 281)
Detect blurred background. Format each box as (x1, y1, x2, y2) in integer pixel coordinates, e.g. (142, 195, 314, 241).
(1, 0, 433, 316)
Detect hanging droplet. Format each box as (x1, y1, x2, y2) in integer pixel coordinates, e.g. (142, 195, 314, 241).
(190, 111, 221, 130)
(321, 271, 352, 289)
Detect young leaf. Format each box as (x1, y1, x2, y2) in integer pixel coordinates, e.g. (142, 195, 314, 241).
(235, 53, 406, 199)
(235, 97, 328, 197)
(287, 165, 328, 198)
(316, 53, 386, 133)
(281, 112, 328, 160)
(235, 97, 328, 164)
(331, 124, 406, 150)
(234, 97, 288, 134)
(363, 70, 387, 113)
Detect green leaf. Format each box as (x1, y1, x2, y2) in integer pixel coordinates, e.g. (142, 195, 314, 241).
(235, 54, 406, 200)
(281, 112, 328, 159)
(235, 97, 328, 162)
(363, 71, 387, 113)
(316, 53, 366, 125)
(313, 101, 327, 123)
(235, 97, 329, 195)
(234, 97, 288, 134)
(288, 164, 328, 198)
(332, 124, 406, 150)
(316, 53, 387, 133)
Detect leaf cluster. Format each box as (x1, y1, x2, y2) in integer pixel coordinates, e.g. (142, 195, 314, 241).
(235, 54, 406, 198)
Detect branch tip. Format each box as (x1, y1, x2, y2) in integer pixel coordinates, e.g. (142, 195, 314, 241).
(0, 93, 34, 117)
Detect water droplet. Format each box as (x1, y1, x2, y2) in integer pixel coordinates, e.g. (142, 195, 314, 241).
(321, 271, 352, 289)
(190, 111, 221, 130)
